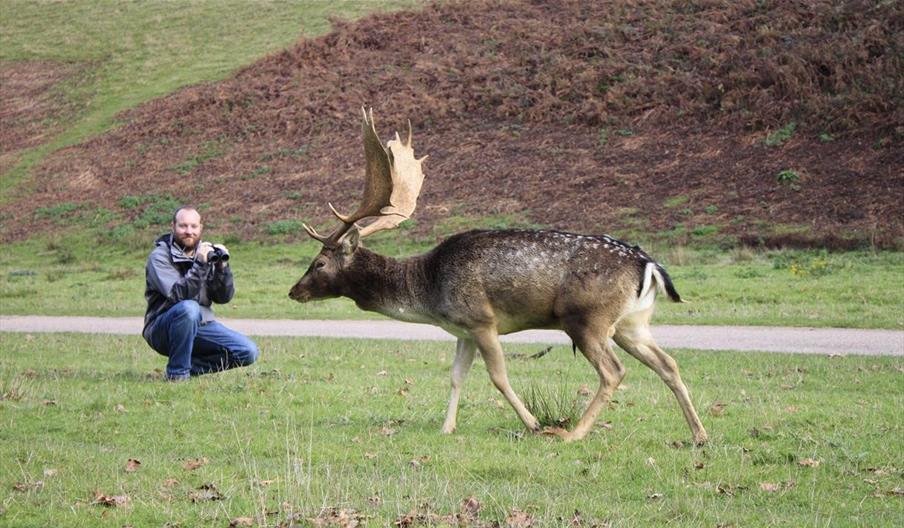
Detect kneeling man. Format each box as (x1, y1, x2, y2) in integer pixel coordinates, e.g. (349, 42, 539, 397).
(143, 206, 258, 380)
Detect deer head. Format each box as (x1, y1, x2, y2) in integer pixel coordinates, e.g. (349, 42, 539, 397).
(289, 109, 427, 302)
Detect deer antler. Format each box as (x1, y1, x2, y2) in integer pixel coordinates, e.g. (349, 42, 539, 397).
(303, 108, 427, 245)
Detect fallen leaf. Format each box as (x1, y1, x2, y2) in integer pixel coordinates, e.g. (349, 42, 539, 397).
(506, 507, 534, 527)
(380, 427, 396, 436)
(161, 478, 179, 488)
(189, 483, 224, 502)
(784, 406, 798, 413)
(887, 487, 904, 496)
(125, 458, 142, 472)
(646, 457, 656, 466)
(43, 399, 58, 406)
(114, 404, 126, 413)
(13, 481, 43, 492)
(760, 481, 794, 492)
(798, 458, 820, 468)
(183, 457, 209, 471)
(460, 496, 481, 520)
(367, 495, 382, 506)
(409, 456, 430, 469)
(229, 517, 254, 527)
(93, 492, 130, 507)
(694, 461, 705, 470)
(364, 452, 377, 460)
(647, 493, 663, 500)
(377, 370, 388, 377)
(43, 468, 57, 477)
(716, 483, 747, 496)
(708, 402, 727, 416)
(397, 388, 409, 397)
(577, 384, 592, 396)
(308, 507, 365, 527)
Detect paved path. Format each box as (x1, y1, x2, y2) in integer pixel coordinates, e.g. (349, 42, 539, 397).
(1, 316, 902, 356)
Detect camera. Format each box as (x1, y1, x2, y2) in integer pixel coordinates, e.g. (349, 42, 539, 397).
(208, 247, 230, 264)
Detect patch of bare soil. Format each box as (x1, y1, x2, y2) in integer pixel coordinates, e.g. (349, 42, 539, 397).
(2, 0, 902, 247)
(0, 61, 80, 174)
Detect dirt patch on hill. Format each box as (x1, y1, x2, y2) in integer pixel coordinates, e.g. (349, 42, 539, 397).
(2, 0, 902, 247)
(0, 61, 80, 174)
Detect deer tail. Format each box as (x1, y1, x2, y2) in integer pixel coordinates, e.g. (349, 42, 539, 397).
(638, 261, 684, 303)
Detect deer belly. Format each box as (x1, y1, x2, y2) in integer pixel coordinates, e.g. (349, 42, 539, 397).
(491, 302, 559, 334)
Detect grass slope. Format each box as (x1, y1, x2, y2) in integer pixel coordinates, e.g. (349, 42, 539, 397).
(1, 333, 902, 526)
(0, 0, 421, 198)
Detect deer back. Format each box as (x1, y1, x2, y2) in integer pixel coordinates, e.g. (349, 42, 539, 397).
(418, 229, 667, 333)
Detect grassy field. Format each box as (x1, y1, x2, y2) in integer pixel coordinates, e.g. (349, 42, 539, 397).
(1, 333, 902, 526)
(0, 0, 421, 198)
(1, 229, 902, 329)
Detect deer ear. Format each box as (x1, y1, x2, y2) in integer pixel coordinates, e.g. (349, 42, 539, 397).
(338, 225, 360, 255)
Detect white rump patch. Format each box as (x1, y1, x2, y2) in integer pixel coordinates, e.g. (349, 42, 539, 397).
(629, 262, 662, 314)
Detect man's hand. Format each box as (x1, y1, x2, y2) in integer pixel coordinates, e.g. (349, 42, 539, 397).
(196, 242, 214, 263)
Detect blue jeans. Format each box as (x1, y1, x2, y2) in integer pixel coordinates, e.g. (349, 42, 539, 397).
(146, 300, 259, 380)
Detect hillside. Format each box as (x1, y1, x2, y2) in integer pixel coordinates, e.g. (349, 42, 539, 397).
(2, 0, 902, 248)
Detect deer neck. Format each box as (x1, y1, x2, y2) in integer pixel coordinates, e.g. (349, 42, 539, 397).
(338, 248, 429, 322)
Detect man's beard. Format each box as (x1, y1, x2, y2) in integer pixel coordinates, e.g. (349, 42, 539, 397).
(173, 233, 199, 251)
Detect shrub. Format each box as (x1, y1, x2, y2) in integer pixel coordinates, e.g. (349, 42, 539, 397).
(776, 170, 801, 190)
(764, 122, 797, 146)
(265, 219, 304, 235)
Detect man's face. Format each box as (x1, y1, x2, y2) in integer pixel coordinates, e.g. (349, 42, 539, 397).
(172, 209, 203, 250)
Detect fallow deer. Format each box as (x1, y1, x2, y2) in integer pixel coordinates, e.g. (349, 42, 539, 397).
(289, 109, 707, 445)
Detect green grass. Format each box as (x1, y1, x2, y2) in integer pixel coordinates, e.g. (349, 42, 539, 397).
(1, 333, 902, 526)
(1, 231, 902, 329)
(0, 0, 423, 200)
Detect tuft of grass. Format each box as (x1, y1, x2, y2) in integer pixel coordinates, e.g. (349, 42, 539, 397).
(777, 169, 801, 190)
(523, 378, 581, 429)
(265, 219, 304, 236)
(240, 165, 272, 181)
(764, 121, 797, 146)
(170, 141, 226, 175)
(664, 195, 690, 208)
(35, 202, 81, 219)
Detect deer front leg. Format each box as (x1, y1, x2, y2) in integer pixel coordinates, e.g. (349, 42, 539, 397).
(470, 327, 541, 433)
(442, 337, 477, 434)
(551, 321, 625, 442)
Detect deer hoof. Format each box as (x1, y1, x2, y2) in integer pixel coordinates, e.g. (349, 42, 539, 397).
(541, 427, 574, 441)
(693, 432, 708, 446)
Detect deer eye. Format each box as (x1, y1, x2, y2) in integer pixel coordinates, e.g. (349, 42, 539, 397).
(314, 261, 326, 269)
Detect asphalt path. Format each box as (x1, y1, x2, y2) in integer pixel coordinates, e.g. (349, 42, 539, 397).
(1, 316, 901, 356)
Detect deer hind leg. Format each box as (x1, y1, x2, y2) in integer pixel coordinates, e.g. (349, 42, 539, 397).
(554, 320, 626, 442)
(470, 327, 541, 433)
(442, 337, 477, 434)
(614, 312, 708, 445)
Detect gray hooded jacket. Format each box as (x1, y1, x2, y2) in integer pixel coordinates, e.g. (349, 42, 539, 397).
(143, 233, 234, 341)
